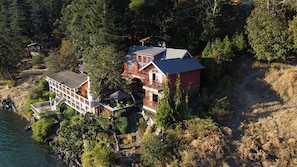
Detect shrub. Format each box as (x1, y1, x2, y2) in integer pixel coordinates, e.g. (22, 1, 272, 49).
(38, 79, 49, 91)
(137, 117, 147, 135)
(6, 80, 15, 88)
(24, 98, 43, 119)
(123, 134, 133, 145)
(62, 106, 77, 120)
(140, 126, 172, 166)
(116, 103, 122, 108)
(97, 116, 112, 130)
(31, 117, 55, 142)
(82, 141, 115, 167)
(32, 55, 44, 65)
(115, 116, 128, 134)
(184, 117, 215, 139)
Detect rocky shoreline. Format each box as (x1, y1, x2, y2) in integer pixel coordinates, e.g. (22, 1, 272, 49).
(0, 83, 30, 120)
(0, 77, 74, 166)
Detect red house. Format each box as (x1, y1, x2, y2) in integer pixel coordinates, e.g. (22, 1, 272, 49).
(123, 46, 204, 114)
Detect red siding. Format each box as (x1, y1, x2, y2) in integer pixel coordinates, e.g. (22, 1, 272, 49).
(81, 82, 88, 98)
(123, 62, 139, 75)
(168, 70, 201, 91)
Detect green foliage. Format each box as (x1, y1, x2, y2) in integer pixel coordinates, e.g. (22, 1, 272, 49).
(232, 32, 246, 53)
(184, 117, 215, 138)
(6, 80, 15, 88)
(86, 45, 125, 98)
(202, 35, 234, 64)
(45, 39, 78, 73)
(97, 115, 112, 131)
(156, 78, 174, 129)
(50, 113, 110, 164)
(129, 0, 146, 10)
(209, 96, 229, 116)
(28, 79, 50, 100)
(38, 79, 49, 91)
(82, 140, 115, 167)
(200, 91, 230, 118)
(140, 126, 172, 166)
(114, 116, 128, 134)
(61, 105, 77, 120)
(156, 75, 193, 128)
(202, 42, 212, 58)
(32, 55, 44, 65)
(288, 15, 297, 52)
(24, 98, 43, 119)
(137, 116, 148, 135)
(31, 117, 55, 142)
(246, 8, 289, 62)
(173, 74, 191, 122)
(0, 0, 27, 78)
(201, 37, 237, 88)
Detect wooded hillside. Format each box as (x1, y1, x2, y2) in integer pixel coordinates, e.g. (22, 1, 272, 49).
(2, 0, 297, 166)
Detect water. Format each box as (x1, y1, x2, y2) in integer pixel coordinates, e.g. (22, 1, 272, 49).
(0, 110, 66, 167)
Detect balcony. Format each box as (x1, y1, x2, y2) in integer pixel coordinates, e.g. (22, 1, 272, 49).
(143, 80, 163, 91)
(143, 98, 158, 112)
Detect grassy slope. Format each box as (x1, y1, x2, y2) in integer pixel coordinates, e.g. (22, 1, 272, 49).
(219, 58, 297, 166)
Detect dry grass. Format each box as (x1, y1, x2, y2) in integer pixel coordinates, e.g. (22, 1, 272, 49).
(233, 63, 297, 166)
(180, 126, 231, 167)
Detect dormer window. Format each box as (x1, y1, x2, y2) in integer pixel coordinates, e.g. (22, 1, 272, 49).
(138, 55, 142, 62)
(143, 56, 147, 63)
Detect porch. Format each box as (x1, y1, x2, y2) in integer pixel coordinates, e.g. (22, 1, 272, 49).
(31, 98, 63, 119)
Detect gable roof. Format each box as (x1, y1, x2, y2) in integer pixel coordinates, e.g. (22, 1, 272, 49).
(160, 48, 191, 60)
(125, 46, 193, 63)
(140, 57, 205, 75)
(47, 70, 88, 89)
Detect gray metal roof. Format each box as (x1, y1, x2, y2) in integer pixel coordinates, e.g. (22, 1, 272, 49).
(126, 45, 149, 62)
(126, 46, 193, 62)
(135, 47, 166, 56)
(161, 48, 190, 59)
(126, 45, 149, 56)
(152, 58, 205, 75)
(47, 70, 88, 89)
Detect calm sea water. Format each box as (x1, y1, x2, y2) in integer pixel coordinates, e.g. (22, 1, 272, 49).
(0, 110, 66, 167)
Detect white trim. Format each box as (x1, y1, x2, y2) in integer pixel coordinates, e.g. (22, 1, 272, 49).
(143, 106, 156, 113)
(143, 86, 159, 92)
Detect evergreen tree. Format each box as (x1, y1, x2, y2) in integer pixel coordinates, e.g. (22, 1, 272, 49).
(85, 45, 124, 98)
(0, 0, 26, 78)
(156, 78, 174, 129)
(232, 32, 246, 54)
(202, 36, 234, 63)
(173, 74, 189, 122)
(129, 0, 174, 40)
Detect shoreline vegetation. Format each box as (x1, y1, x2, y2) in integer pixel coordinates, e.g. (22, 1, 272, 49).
(2, 57, 297, 166)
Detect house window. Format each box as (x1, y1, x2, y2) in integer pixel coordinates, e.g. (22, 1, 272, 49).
(138, 55, 142, 62)
(152, 73, 156, 81)
(147, 57, 152, 62)
(143, 56, 147, 63)
(152, 94, 158, 102)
